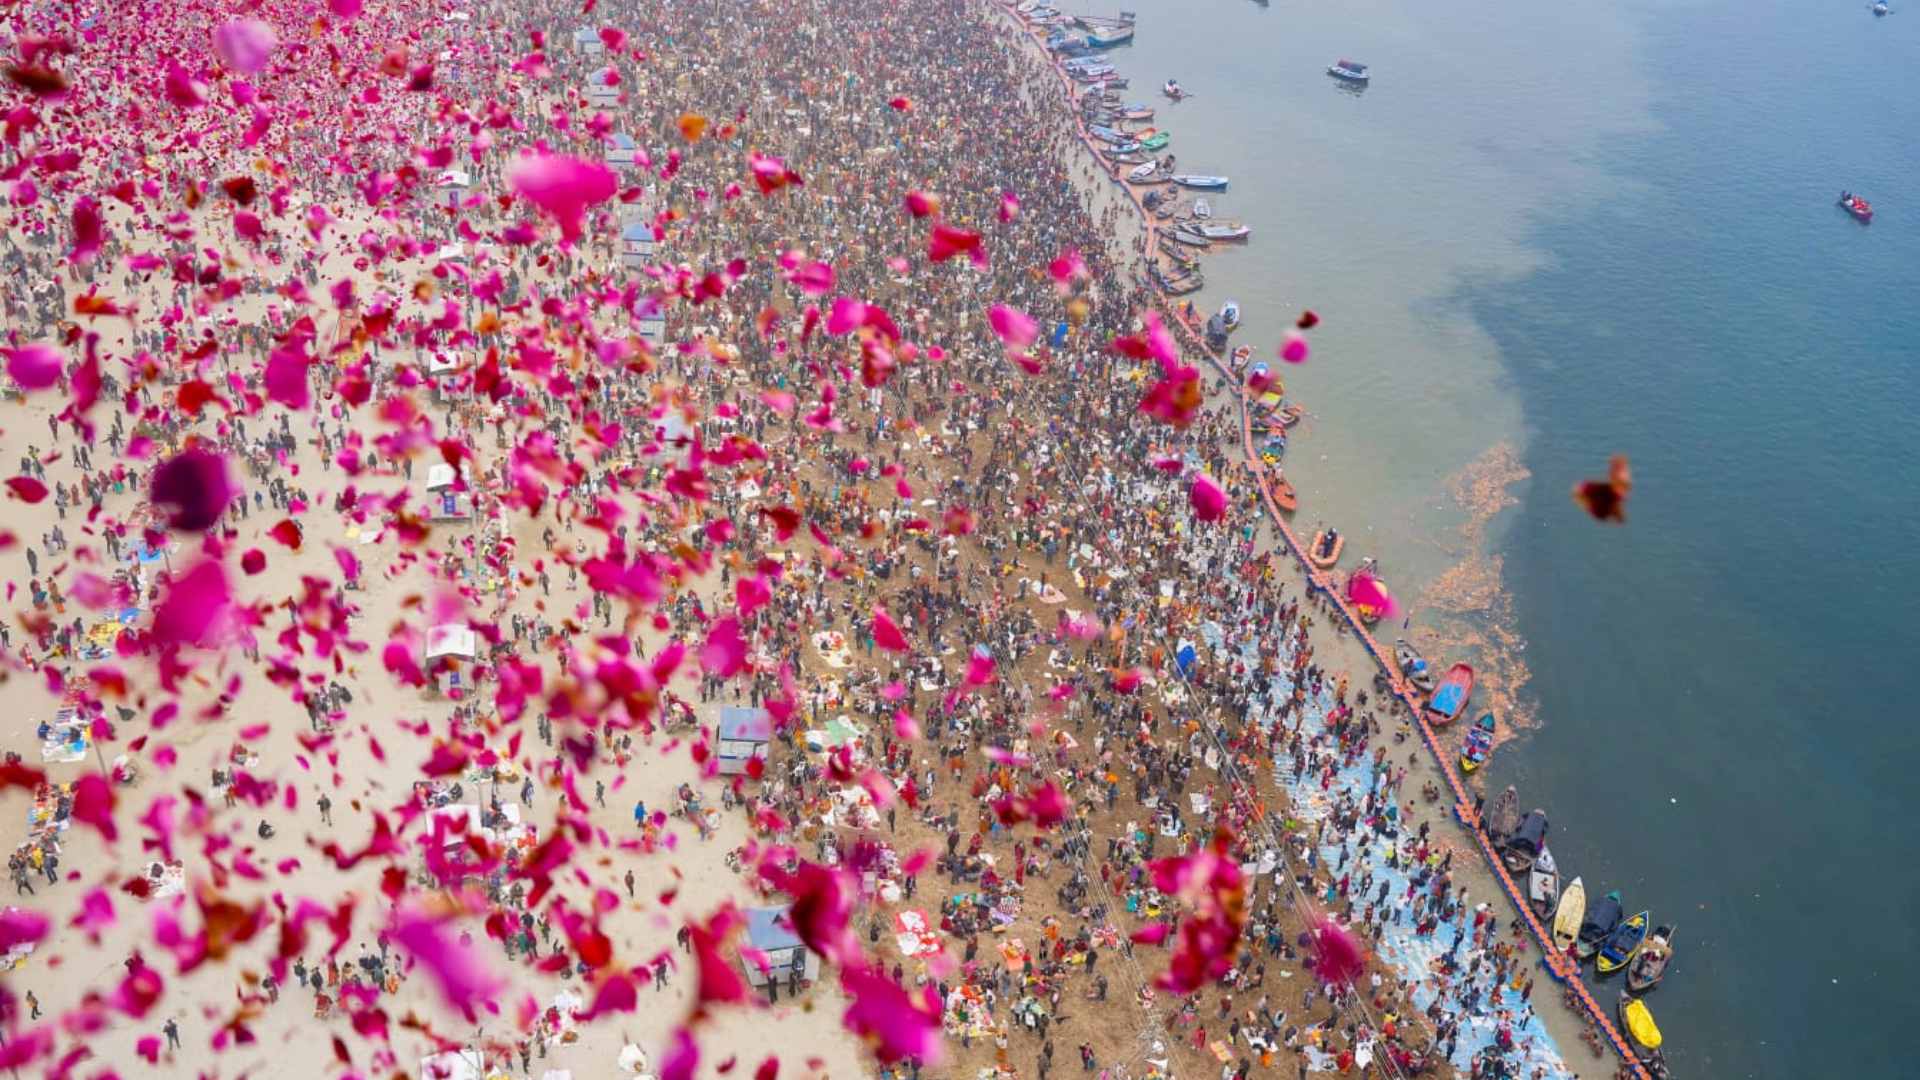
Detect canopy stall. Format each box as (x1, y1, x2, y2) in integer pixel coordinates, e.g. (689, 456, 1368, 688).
(571, 27, 604, 56)
(435, 169, 471, 210)
(426, 623, 481, 696)
(715, 706, 772, 776)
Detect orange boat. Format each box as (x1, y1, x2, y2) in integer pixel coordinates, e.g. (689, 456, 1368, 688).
(1272, 475, 1297, 512)
(1307, 529, 1343, 568)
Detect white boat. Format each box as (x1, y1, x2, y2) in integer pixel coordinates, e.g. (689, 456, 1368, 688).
(1127, 162, 1157, 182)
(1327, 59, 1370, 83)
(1195, 222, 1250, 241)
(1527, 847, 1561, 919)
(1220, 301, 1241, 330)
(1192, 198, 1212, 219)
(1162, 79, 1188, 99)
(1172, 175, 1228, 190)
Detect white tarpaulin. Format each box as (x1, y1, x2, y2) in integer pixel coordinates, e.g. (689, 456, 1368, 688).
(426, 624, 477, 661)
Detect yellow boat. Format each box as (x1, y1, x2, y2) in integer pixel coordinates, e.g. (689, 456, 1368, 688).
(1620, 995, 1663, 1050)
(1552, 876, 1586, 954)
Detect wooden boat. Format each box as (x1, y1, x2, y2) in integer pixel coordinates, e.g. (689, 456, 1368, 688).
(1122, 106, 1155, 121)
(1274, 402, 1304, 427)
(1164, 229, 1210, 250)
(1230, 344, 1253, 369)
(1138, 132, 1170, 151)
(1486, 784, 1520, 841)
(1172, 174, 1229, 190)
(1619, 994, 1663, 1051)
(1392, 638, 1435, 693)
(1838, 190, 1873, 223)
(1501, 808, 1547, 873)
(1307, 529, 1344, 568)
(1271, 474, 1297, 512)
(1596, 910, 1650, 975)
(1459, 713, 1495, 773)
(1162, 79, 1189, 100)
(1626, 924, 1675, 993)
(1551, 877, 1586, 953)
(1577, 890, 1623, 961)
(1085, 26, 1135, 47)
(1424, 663, 1474, 727)
(1127, 162, 1158, 182)
(1527, 848, 1561, 920)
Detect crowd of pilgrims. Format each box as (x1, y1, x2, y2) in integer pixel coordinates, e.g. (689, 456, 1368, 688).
(0, 0, 1578, 1074)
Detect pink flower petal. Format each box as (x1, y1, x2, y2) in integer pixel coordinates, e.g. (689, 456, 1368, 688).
(212, 20, 277, 75)
(149, 448, 236, 532)
(4, 344, 62, 389)
(987, 304, 1038, 349)
(1190, 473, 1227, 522)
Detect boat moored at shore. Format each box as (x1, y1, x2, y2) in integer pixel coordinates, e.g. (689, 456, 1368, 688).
(1172, 174, 1229, 190)
(1460, 712, 1495, 773)
(1424, 662, 1474, 726)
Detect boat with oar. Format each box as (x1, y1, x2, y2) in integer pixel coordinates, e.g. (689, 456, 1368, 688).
(1163, 79, 1190, 100)
(1307, 528, 1344, 568)
(1552, 876, 1586, 953)
(1459, 713, 1495, 773)
(1596, 910, 1650, 975)
(1527, 848, 1561, 919)
(1626, 924, 1675, 993)
(1501, 808, 1548, 873)
(1485, 784, 1520, 841)
(1577, 890, 1624, 961)
(1392, 639, 1436, 693)
(1424, 663, 1474, 727)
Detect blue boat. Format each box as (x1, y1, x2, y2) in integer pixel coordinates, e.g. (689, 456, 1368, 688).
(1171, 175, 1229, 190)
(1086, 27, 1135, 48)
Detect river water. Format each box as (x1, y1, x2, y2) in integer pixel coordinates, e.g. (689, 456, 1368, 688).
(1061, 0, 1920, 1075)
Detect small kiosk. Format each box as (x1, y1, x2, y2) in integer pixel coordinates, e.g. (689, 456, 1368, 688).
(424, 463, 474, 523)
(571, 27, 604, 57)
(715, 706, 772, 776)
(743, 906, 818, 990)
(436, 169, 471, 210)
(606, 133, 639, 169)
(584, 68, 619, 108)
(620, 222, 656, 267)
(425, 624, 479, 697)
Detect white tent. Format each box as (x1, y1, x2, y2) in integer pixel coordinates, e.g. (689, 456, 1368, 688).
(418, 1050, 485, 1080)
(425, 624, 477, 662)
(426, 462, 459, 491)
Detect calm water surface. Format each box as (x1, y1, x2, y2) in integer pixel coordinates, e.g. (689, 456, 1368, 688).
(1071, 0, 1920, 1075)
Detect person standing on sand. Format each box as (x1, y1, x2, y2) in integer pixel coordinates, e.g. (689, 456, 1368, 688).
(163, 1018, 180, 1051)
